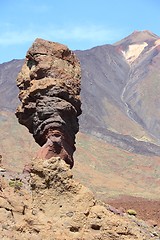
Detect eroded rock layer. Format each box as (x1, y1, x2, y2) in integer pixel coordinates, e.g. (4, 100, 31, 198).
(16, 38, 81, 168)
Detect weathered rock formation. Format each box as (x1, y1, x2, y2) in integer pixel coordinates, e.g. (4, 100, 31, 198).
(16, 38, 81, 168)
(0, 157, 160, 240)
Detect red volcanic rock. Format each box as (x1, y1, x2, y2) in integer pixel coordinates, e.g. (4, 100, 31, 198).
(16, 38, 81, 168)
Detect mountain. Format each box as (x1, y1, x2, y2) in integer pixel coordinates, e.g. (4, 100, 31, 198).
(75, 30, 160, 150)
(1, 31, 160, 156)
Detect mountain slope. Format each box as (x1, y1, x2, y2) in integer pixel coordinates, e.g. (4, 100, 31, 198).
(0, 59, 24, 111)
(114, 30, 160, 140)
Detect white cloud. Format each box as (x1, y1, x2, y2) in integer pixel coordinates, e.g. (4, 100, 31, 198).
(49, 26, 117, 41)
(0, 30, 34, 45)
(0, 24, 121, 48)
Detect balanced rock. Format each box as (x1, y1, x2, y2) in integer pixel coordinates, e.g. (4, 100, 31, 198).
(16, 38, 81, 168)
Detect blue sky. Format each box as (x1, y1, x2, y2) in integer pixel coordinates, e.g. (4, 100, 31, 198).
(0, 0, 160, 63)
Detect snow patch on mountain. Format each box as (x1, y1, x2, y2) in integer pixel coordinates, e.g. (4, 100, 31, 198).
(122, 42, 148, 64)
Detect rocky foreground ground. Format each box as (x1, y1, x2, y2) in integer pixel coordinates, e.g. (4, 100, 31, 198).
(0, 157, 160, 240)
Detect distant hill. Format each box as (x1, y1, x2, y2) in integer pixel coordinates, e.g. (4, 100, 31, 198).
(1, 30, 160, 155)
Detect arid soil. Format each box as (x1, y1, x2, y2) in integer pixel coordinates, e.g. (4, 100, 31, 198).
(107, 195, 160, 227)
